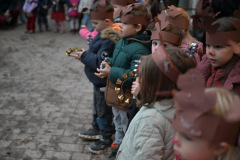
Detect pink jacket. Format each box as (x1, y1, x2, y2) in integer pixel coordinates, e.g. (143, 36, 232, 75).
(79, 27, 98, 41)
(197, 54, 240, 95)
(68, 0, 80, 17)
(180, 39, 204, 65)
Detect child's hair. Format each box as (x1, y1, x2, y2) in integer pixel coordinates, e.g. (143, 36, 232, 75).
(211, 17, 240, 80)
(205, 88, 240, 160)
(120, 3, 152, 33)
(90, 0, 114, 12)
(176, 7, 198, 46)
(162, 24, 185, 46)
(138, 47, 196, 107)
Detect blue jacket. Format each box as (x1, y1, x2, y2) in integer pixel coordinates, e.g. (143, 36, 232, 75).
(38, 0, 52, 10)
(81, 28, 121, 87)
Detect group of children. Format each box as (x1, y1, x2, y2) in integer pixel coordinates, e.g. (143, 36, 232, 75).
(22, 0, 90, 33)
(73, 0, 240, 160)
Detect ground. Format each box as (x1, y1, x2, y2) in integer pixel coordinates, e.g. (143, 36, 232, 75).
(0, 22, 111, 160)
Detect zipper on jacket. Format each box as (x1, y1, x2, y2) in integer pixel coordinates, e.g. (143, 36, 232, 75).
(209, 72, 216, 87)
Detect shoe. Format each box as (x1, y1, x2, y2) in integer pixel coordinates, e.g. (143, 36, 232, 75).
(107, 143, 120, 159)
(78, 128, 102, 140)
(89, 139, 112, 154)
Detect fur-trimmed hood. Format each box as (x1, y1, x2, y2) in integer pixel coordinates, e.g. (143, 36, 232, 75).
(100, 27, 122, 44)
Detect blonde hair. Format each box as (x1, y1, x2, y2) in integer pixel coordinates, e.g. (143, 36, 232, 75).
(205, 88, 240, 160)
(206, 88, 239, 117)
(176, 7, 198, 47)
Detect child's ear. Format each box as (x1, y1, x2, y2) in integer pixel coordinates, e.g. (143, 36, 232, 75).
(105, 19, 112, 25)
(135, 24, 142, 33)
(213, 142, 229, 156)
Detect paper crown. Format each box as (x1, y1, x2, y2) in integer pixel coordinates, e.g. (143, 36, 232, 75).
(151, 18, 182, 83)
(193, 5, 240, 46)
(151, 13, 181, 46)
(90, 0, 113, 20)
(120, 3, 148, 25)
(171, 69, 240, 145)
(110, 0, 133, 6)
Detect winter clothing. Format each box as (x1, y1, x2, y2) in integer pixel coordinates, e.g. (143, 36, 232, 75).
(108, 33, 151, 147)
(78, 0, 94, 31)
(81, 28, 121, 87)
(80, 27, 121, 142)
(79, 27, 98, 41)
(38, 0, 52, 31)
(108, 33, 152, 86)
(51, 0, 69, 21)
(197, 54, 240, 95)
(68, 0, 79, 17)
(117, 100, 176, 160)
(180, 39, 204, 64)
(23, 0, 38, 32)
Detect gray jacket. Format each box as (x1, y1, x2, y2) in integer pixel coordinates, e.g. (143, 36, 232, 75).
(116, 99, 176, 160)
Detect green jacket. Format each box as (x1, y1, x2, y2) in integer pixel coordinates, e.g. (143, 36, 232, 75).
(109, 33, 151, 86)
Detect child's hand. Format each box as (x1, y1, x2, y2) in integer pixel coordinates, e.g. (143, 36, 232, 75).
(43, 5, 48, 9)
(228, 40, 240, 54)
(75, 49, 85, 61)
(94, 61, 111, 78)
(131, 78, 140, 97)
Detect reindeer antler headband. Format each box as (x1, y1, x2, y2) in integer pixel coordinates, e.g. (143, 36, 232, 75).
(110, 0, 133, 6)
(90, 0, 113, 20)
(151, 14, 181, 46)
(194, 5, 240, 46)
(120, 3, 148, 25)
(172, 69, 240, 145)
(151, 19, 182, 83)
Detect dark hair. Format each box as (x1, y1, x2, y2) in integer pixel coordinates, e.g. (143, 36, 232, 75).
(138, 47, 196, 107)
(212, 17, 240, 80)
(90, 0, 114, 12)
(212, 0, 240, 18)
(120, 3, 152, 33)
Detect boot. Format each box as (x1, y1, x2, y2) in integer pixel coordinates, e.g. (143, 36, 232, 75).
(39, 24, 43, 32)
(45, 24, 51, 32)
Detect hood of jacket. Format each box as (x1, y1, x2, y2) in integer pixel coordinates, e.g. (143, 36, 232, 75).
(100, 27, 121, 44)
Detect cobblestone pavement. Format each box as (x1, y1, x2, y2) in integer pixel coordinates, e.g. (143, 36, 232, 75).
(0, 24, 111, 160)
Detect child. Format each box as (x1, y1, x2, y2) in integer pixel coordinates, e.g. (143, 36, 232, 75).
(78, 0, 95, 40)
(68, 0, 80, 33)
(23, 0, 38, 33)
(172, 68, 240, 160)
(38, 0, 52, 32)
(75, 0, 121, 154)
(95, 3, 152, 159)
(197, 16, 240, 95)
(51, 0, 68, 33)
(116, 24, 196, 159)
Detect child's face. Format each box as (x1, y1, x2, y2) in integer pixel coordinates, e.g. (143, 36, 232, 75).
(120, 23, 138, 37)
(173, 132, 216, 160)
(206, 45, 234, 67)
(91, 19, 108, 32)
(113, 5, 122, 19)
(152, 40, 175, 52)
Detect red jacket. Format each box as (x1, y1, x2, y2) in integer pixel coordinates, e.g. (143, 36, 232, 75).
(197, 54, 240, 95)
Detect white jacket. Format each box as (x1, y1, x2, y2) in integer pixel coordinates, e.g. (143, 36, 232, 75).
(78, 0, 94, 14)
(117, 99, 176, 160)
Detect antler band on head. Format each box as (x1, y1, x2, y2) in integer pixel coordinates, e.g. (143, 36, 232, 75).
(172, 69, 240, 146)
(110, 0, 133, 6)
(90, 0, 113, 20)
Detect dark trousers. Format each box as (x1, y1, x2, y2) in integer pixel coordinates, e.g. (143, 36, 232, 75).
(92, 86, 114, 140)
(38, 9, 48, 25)
(26, 16, 36, 31)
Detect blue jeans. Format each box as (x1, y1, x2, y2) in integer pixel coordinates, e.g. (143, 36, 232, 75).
(92, 86, 114, 140)
(81, 13, 93, 32)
